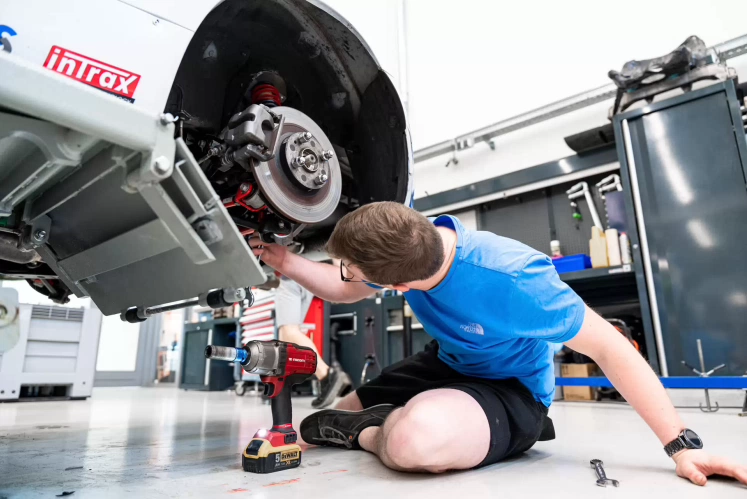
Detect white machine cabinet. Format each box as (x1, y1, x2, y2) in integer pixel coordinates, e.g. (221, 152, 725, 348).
(0, 304, 102, 400)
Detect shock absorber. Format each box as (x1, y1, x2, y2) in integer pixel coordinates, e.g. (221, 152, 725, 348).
(251, 84, 282, 108)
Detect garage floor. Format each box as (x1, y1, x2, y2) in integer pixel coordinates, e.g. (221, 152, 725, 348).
(1, 387, 745, 498)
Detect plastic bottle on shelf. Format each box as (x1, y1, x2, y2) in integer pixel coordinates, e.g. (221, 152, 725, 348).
(550, 240, 563, 259)
(605, 228, 622, 266)
(589, 226, 609, 268)
(619, 232, 632, 265)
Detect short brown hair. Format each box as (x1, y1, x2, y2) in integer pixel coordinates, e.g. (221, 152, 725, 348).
(326, 202, 444, 285)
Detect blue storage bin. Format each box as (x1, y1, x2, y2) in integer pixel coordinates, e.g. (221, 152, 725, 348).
(552, 254, 591, 274)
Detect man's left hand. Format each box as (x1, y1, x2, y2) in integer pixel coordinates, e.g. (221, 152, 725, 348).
(673, 449, 747, 486)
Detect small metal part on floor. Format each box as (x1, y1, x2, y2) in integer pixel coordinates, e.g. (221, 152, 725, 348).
(590, 459, 620, 487)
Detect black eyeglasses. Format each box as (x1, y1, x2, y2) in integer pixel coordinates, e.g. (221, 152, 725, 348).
(340, 260, 370, 283)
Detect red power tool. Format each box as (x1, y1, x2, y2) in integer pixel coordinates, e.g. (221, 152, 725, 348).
(204, 340, 317, 473)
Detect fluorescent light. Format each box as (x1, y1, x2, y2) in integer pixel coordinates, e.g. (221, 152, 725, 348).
(686, 219, 716, 249)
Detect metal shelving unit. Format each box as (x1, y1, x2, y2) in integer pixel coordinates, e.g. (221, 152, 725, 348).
(180, 319, 238, 391)
(559, 264, 634, 283)
(211, 318, 241, 326)
(558, 262, 650, 368)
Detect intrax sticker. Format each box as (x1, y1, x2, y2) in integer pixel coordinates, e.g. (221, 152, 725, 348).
(43, 45, 140, 102)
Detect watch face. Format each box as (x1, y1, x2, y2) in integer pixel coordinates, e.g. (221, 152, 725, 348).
(684, 429, 703, 448)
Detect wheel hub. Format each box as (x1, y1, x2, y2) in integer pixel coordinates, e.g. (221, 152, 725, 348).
(251, 107, 341, 224)
(283, 132, 332, 189)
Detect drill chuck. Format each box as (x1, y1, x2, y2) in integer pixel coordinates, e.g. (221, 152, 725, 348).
(204, 345, 249, 364)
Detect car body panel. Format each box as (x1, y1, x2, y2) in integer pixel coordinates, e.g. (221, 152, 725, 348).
(0, 0, 413, 316)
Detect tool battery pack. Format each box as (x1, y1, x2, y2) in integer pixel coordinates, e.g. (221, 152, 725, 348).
(242, 438, 302, 474)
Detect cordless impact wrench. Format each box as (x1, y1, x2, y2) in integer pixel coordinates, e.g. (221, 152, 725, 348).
(204, 340, 316, 473)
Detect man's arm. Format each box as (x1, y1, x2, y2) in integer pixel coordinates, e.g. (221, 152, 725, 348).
(249, 237, 374, 304)
(566, 306, 747, 486)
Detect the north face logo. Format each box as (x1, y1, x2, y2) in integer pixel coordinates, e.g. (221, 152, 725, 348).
(460, 323, 484, 335)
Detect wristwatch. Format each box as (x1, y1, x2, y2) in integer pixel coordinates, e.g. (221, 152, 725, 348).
(664, 429, 703, 457)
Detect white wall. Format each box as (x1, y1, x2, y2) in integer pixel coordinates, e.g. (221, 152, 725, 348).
(96, 314, 140, 372)
(329, 0, 747, 199)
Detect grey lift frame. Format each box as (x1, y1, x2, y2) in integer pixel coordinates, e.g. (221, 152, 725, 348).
(0, 52, 265, 317)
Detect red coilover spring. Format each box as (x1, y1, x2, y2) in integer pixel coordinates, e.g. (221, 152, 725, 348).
(251, 84, 282, 108)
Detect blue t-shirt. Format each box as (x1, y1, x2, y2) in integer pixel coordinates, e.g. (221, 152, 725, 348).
(403, 215, 586, 407)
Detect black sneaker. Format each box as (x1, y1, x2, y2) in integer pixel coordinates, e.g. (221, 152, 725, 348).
(311, 367, 352, 409)
(300, 404, 395, 450)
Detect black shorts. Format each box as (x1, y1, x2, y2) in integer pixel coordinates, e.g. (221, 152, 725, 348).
(356, 341, 553, 468)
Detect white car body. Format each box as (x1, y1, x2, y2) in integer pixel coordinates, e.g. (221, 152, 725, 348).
(0, 0, 413, 325)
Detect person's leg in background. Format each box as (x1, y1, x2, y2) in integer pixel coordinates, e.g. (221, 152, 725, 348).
(275, 276, 351, 407)
(334, 390, 364, 411)
(278, 323, 329, 379)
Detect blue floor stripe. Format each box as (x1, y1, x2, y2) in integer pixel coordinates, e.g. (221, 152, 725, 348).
(556, 376, 747, 389)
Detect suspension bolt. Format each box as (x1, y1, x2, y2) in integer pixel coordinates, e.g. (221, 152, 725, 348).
(293, 157, 307, 168)
(33, 230, 47, 242)
(322, 150, 334, 160)
(278, 221, 286, 229)
(240, 183, 251, 193)
(153, 156, 170, 174)
(159, 113, 175, 125)
(298, 132, 313, 143)
(315, 173, 329, 185)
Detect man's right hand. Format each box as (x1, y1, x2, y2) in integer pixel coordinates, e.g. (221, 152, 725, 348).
(248, 235, 374, 304)
(249, 236, 288, 271)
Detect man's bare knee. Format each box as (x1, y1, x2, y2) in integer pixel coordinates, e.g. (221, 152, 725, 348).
(382, 389, 489, 472)
(384, 400, 448, 472)
(334, 391, 363, 411)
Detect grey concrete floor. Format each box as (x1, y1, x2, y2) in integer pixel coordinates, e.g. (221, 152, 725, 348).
(1, 387, 746, 498)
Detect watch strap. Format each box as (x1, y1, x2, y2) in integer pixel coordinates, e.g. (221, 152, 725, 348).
(664, 436, 686, 457)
